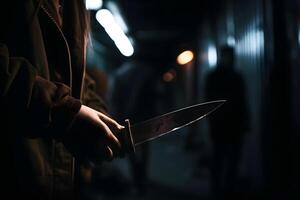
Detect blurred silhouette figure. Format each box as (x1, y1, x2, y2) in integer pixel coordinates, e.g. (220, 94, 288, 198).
(110, 57, 158, 196)
(205, 45, 249, 200)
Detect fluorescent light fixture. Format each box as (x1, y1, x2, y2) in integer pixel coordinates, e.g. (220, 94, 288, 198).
(96, 9, 134, 57)
(177, 50, 194, 65)
(86, 0, 103, 10)
(106, 2, 129, 34)
(208, 45, 217, 68)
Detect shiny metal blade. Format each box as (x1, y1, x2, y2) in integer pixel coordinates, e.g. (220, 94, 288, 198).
(130, 100, 226, 146)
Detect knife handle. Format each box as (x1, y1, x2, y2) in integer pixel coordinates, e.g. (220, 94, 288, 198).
(121, 119, 135, 154)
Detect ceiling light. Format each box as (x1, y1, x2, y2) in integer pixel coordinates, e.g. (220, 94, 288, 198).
(86, 0, 103, 10)
(96, 9, 134, 57)
(177, 50, 194, 65)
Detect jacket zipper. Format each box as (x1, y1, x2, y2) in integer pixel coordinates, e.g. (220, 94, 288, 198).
(40, 4, 77, 194)
(40, 5, 73, 93)
(80, 44, 87, 100)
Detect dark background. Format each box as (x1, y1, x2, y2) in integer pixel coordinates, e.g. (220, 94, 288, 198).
(84, 0, 300, 199)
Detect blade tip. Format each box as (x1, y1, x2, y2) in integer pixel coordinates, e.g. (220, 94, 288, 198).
(214, 99, 227, 106)
(213, 100, 227, 109)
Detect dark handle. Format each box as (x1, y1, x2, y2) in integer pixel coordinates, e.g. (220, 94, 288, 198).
(120, 119, 135, 154)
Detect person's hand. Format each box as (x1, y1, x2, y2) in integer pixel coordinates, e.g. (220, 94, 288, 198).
(64, 105, 125, 162)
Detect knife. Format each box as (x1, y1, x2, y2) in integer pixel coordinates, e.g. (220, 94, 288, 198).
(120, 100, 226, 154)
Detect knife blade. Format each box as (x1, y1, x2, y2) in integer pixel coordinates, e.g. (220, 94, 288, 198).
(121, 100, 226, 153)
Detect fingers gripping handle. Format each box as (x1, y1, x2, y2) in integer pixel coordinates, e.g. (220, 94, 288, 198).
(121, 119, 135, 154)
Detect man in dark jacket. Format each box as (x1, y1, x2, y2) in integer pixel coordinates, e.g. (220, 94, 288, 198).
(0, 1, 124, 199)
(205, 46, 249, 199)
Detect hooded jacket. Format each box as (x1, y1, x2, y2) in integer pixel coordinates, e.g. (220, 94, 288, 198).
(0, 0, 106, 199)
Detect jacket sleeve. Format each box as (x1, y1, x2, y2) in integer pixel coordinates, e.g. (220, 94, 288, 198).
(0, 44, 82, 138)
(81, 72, 108, 114)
